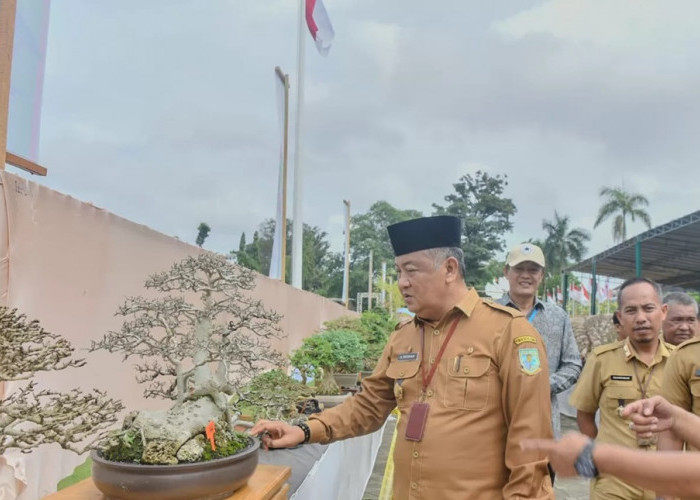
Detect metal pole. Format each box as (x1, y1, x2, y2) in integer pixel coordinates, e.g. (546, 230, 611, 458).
(274, 67, 289, 283)
(381, 262, 387, 306)
(591, 259, 597, 315)
(291, 0, 306, 289)
(635, 238, 642, 277)
(342, 199, 350, 308)
(368, 249, 373, 310)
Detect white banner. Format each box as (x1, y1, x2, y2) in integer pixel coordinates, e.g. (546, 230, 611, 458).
(7, 0, 51, 161)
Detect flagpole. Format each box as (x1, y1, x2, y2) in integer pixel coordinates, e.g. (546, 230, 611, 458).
(291, 0, 306, 289)
(342, 199, 350, 308)
(275, 67, 290, 283)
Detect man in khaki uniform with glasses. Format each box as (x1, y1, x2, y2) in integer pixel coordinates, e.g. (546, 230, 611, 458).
(570, 277, 674, 499)
(251, 215, 554, 499)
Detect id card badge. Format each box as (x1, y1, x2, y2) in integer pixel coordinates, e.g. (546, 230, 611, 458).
(405, 402, 430, 441)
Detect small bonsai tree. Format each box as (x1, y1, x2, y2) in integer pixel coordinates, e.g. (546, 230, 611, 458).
(290, 329, 366, 394)
(91, 253, 286, 464)
(233, 369, 313, 421)
(0, 307, 123, 454)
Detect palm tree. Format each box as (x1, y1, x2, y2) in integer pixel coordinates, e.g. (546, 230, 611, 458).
(594, 187, 651, 242)
(542, 211, 590, 276)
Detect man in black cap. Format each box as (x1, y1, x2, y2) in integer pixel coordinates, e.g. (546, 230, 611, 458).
(252, 216, 555, 499)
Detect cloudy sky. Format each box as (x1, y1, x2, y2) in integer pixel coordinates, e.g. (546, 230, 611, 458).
(26, 0, 700, 265)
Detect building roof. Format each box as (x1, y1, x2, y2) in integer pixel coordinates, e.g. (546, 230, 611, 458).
(566, 210, 700, 289)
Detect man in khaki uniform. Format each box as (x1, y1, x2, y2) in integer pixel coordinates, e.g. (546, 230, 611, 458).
(570, 277, 674, 499)
(658, 329, 700, 500)
(661, 292, 698, 346)
(252, 216, 555, 499)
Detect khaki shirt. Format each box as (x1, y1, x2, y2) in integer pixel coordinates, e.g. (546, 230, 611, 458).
(662, 336, 700, 416)
(570, 337, 674, 449)
(308, 288, 554, 499)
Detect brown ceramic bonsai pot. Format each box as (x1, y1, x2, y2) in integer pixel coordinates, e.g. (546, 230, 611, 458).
(91, 437, 259, 500)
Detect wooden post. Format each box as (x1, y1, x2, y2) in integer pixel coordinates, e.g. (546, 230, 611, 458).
(0, 0, 17, 167)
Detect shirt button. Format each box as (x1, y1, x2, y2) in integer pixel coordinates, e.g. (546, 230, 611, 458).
(412, 451, 419, 458)
(399, 370, 405, 377)
(467, 347, 474, 354)
(411, 482, 418, 490)
(463, 367, 470, 374)
(426, 389, 434, 397)
(430, 358, 435, 364)
(433, 329, 440, 336)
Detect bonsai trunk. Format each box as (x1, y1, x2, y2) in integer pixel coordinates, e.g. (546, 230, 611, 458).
(316, 368, 340, 395)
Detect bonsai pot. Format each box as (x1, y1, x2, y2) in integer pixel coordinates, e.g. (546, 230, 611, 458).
(332, 372, 359, 389)
(316, 393, 350, 409)
(91, 437, 259, 500)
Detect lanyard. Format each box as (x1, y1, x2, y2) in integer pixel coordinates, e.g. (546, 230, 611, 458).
(631, 362, 655, 399)
(527, 308, 538, 323)
(420, 316, 461, 395)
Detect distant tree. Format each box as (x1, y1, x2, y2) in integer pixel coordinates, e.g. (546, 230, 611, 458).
(346, 201, 423, 309)
(433, 171, 516, 287)
(196, 223, 211, 247)
(541, 211, 590, 277)
(232, 219, 340, 296)
(594, 187, 651, 242)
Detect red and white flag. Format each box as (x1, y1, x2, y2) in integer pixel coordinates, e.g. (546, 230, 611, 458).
(556, 286, 563, 304)
(306, 0, 335, 56)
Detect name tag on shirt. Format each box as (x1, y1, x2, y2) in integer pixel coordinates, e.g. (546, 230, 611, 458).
(695, 369, 700, 377)
(398, 352, 418, 362)
(611, 375, 632, 381)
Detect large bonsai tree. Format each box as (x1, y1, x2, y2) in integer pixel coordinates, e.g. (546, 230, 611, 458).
(0, 307, 123, 454)
(91, 253, 285, 464)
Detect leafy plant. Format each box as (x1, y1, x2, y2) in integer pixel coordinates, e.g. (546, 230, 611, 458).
(290, 329, 367, 394)
(234, 369, 313, 421)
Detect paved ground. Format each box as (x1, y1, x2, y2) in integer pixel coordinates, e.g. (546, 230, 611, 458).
(362, 415, 590, 499)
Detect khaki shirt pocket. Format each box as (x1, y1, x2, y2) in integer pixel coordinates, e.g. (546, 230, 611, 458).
(386, 359, 421, 407)
(604, 385, 639, 410)
(689, 379, 700, 412)
(443, 354, 492, 411)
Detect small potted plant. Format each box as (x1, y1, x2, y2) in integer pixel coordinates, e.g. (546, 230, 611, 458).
(89, 253, 286, 500)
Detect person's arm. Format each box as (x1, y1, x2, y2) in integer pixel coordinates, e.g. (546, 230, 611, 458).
(549, 315, 582, 395)
(576, 410, 597, 438)
(522, 432, 700, 497)
(622, 395, 700, 449)
(656, 429, 683, 452)
(499, 318, 555, 500)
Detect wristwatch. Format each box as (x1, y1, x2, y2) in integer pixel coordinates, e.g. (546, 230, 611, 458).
(574, 438, 599, 478)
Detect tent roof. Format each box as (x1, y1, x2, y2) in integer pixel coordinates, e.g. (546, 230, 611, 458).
(566, 210, 700, 289)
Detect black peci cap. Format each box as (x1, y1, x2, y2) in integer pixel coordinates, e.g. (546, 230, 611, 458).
(387, 216, 461, 257)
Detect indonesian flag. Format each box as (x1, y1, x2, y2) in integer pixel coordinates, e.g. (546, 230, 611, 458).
(306, 0, 335, 56)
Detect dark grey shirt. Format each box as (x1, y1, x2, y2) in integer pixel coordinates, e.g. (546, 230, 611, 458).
(497, 294, 582, 437)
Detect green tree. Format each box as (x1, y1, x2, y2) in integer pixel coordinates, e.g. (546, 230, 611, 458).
(195, 222, 211, 247)
(232, 219, 340, 296)
(594, 187, 652, 242)
(541, 211, 590, 277)
(433, 171, 516, 287)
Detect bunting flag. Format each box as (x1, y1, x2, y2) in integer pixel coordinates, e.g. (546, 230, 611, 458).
(306, 0, 335, 56)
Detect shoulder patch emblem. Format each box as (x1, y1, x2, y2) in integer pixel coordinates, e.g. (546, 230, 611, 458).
(514, 335, 537, 345)
(519, 348, 541, 375)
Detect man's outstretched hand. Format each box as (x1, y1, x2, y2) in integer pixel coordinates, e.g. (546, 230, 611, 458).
(622, 396, 677, 439)
(249, 420, 306, 450)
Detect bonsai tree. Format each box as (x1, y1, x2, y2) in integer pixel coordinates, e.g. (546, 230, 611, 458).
(0, 307, 123, 454)
(90, 253, 286, 464)
(233, 369, 313, 421)
(290, 329, 366, 394)
(322, 308, 394, 371)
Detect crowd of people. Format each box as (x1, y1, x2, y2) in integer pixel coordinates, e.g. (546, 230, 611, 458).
(251, 215, 700, 499)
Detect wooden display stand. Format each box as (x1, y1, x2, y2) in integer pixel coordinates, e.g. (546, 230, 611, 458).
(42, 464, 291, 500)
